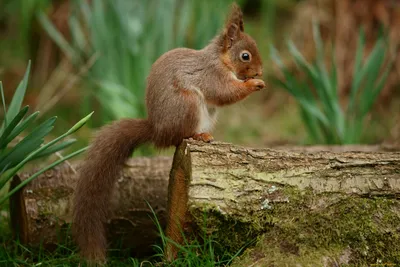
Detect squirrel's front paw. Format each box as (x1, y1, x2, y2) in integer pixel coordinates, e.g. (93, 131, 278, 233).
(246, 79, 265, 91)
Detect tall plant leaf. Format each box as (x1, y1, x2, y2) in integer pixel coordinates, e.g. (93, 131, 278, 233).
(5, 111, 40, 145)
(0, 82, 7, 133)
(4, 61, 31, 127)
(0, 106, 29, 150)
(0, 117, 57, 170)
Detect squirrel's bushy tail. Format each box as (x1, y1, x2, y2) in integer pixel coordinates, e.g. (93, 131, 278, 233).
(72, 119, 152, 263)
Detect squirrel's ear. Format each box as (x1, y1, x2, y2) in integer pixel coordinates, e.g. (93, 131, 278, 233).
(222, 3, 244, 50)
(224, 3, 244, 49)
(226, 3, 244, 32)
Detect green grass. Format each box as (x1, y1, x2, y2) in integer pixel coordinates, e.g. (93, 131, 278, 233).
(38, 0, 234, 125)
(0, 203, 242, 267)
(270, 22, 392, 145)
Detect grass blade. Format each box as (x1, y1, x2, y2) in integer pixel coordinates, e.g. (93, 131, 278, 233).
(0, 106, 29, 150)
(347, 27, 365, 118)
(328, 44, 344, 141)
(312, 22, 337, 118)
(299, 106, 322, 143)
(351, 27, 365, 93)
(68, 15, 87, 55)
(270, 45, 329, 127)
(287, 40, 334, 120)
(358, 41, 386, 116)
(287, 40, 318, 82)
(5, 61, 31, 126)
(361, 61, 392, 117)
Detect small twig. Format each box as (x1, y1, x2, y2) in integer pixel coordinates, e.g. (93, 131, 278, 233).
(55, 151, 77, 174)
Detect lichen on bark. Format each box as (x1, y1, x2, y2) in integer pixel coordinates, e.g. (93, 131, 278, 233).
(231, 187, 400, 266)
(171, 141, 400, 266)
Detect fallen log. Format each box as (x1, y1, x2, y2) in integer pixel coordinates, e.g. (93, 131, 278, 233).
(165, 141, 400, 265)
(9, 156, 172, 257)
(9, 141, 400, 264)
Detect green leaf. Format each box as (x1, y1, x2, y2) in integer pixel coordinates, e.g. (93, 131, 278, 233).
(0, 106, 29, 150)
(0, 112, 92, 190)
(311, 22, 337, 118)
(358, 40, 386, 116)
(0, 138, 44, 172)
(30, 139, 77, 160)
(0, 81, 7, 133)
(269, 44, 285, 68)
(330, 45, 338, 98)
(350, 27, 366, 101)
(299, 106, 321, 143)
(346, 27, 366, 137)
(0, 146, 88, 206)
(68, 15, 87, 55)
(361, 60, 392, 117)
(270, 47, 309, 99)
(0, 163, 11, 189)
(287, 39, 333, 119)
(0, 117, 57, 171)
(287, 40, 318, 82)
(5, 111, 40, 146)
(5, 61, 31, 127)
(66, 111, 94, 134)
(298, 98, 330, 127)
(271, 75, 330, 128)
(312, 20, 324, 67)
(328, 45, 345, 142)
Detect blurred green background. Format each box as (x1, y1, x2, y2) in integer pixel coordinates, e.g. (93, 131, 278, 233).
(1, 0, 400, 265)
(0, 0, 399, 156)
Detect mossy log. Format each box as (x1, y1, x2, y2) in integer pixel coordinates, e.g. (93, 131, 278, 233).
(9, 140, 400, 264)
(166, 140, 400, 265)
(9, 157, 172, 257)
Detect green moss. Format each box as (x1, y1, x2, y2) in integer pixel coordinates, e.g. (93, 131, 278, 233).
(188, 205, 267, 255)
(189, 186, 400, 266)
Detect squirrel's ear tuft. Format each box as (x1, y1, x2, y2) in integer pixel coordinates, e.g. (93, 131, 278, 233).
(226, 2, 244, 33)
(222, 2, 244, 50)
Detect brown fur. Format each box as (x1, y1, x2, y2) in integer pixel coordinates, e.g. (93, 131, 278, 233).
(72, 2, 265, 264)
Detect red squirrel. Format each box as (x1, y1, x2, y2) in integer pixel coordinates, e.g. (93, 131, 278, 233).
(72, 2, 265, 263)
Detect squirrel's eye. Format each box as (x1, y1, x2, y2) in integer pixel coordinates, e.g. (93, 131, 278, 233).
(240, 50, 251, 62)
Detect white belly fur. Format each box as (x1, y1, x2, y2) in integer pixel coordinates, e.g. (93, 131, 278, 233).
(197, 102, 218, 133)
(188, 85, 218, 133)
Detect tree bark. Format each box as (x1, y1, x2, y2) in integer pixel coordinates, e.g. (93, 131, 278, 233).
(9, 141, 400, 264)
(166, 140, 400, 264)
(9, 156, 172, 257)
